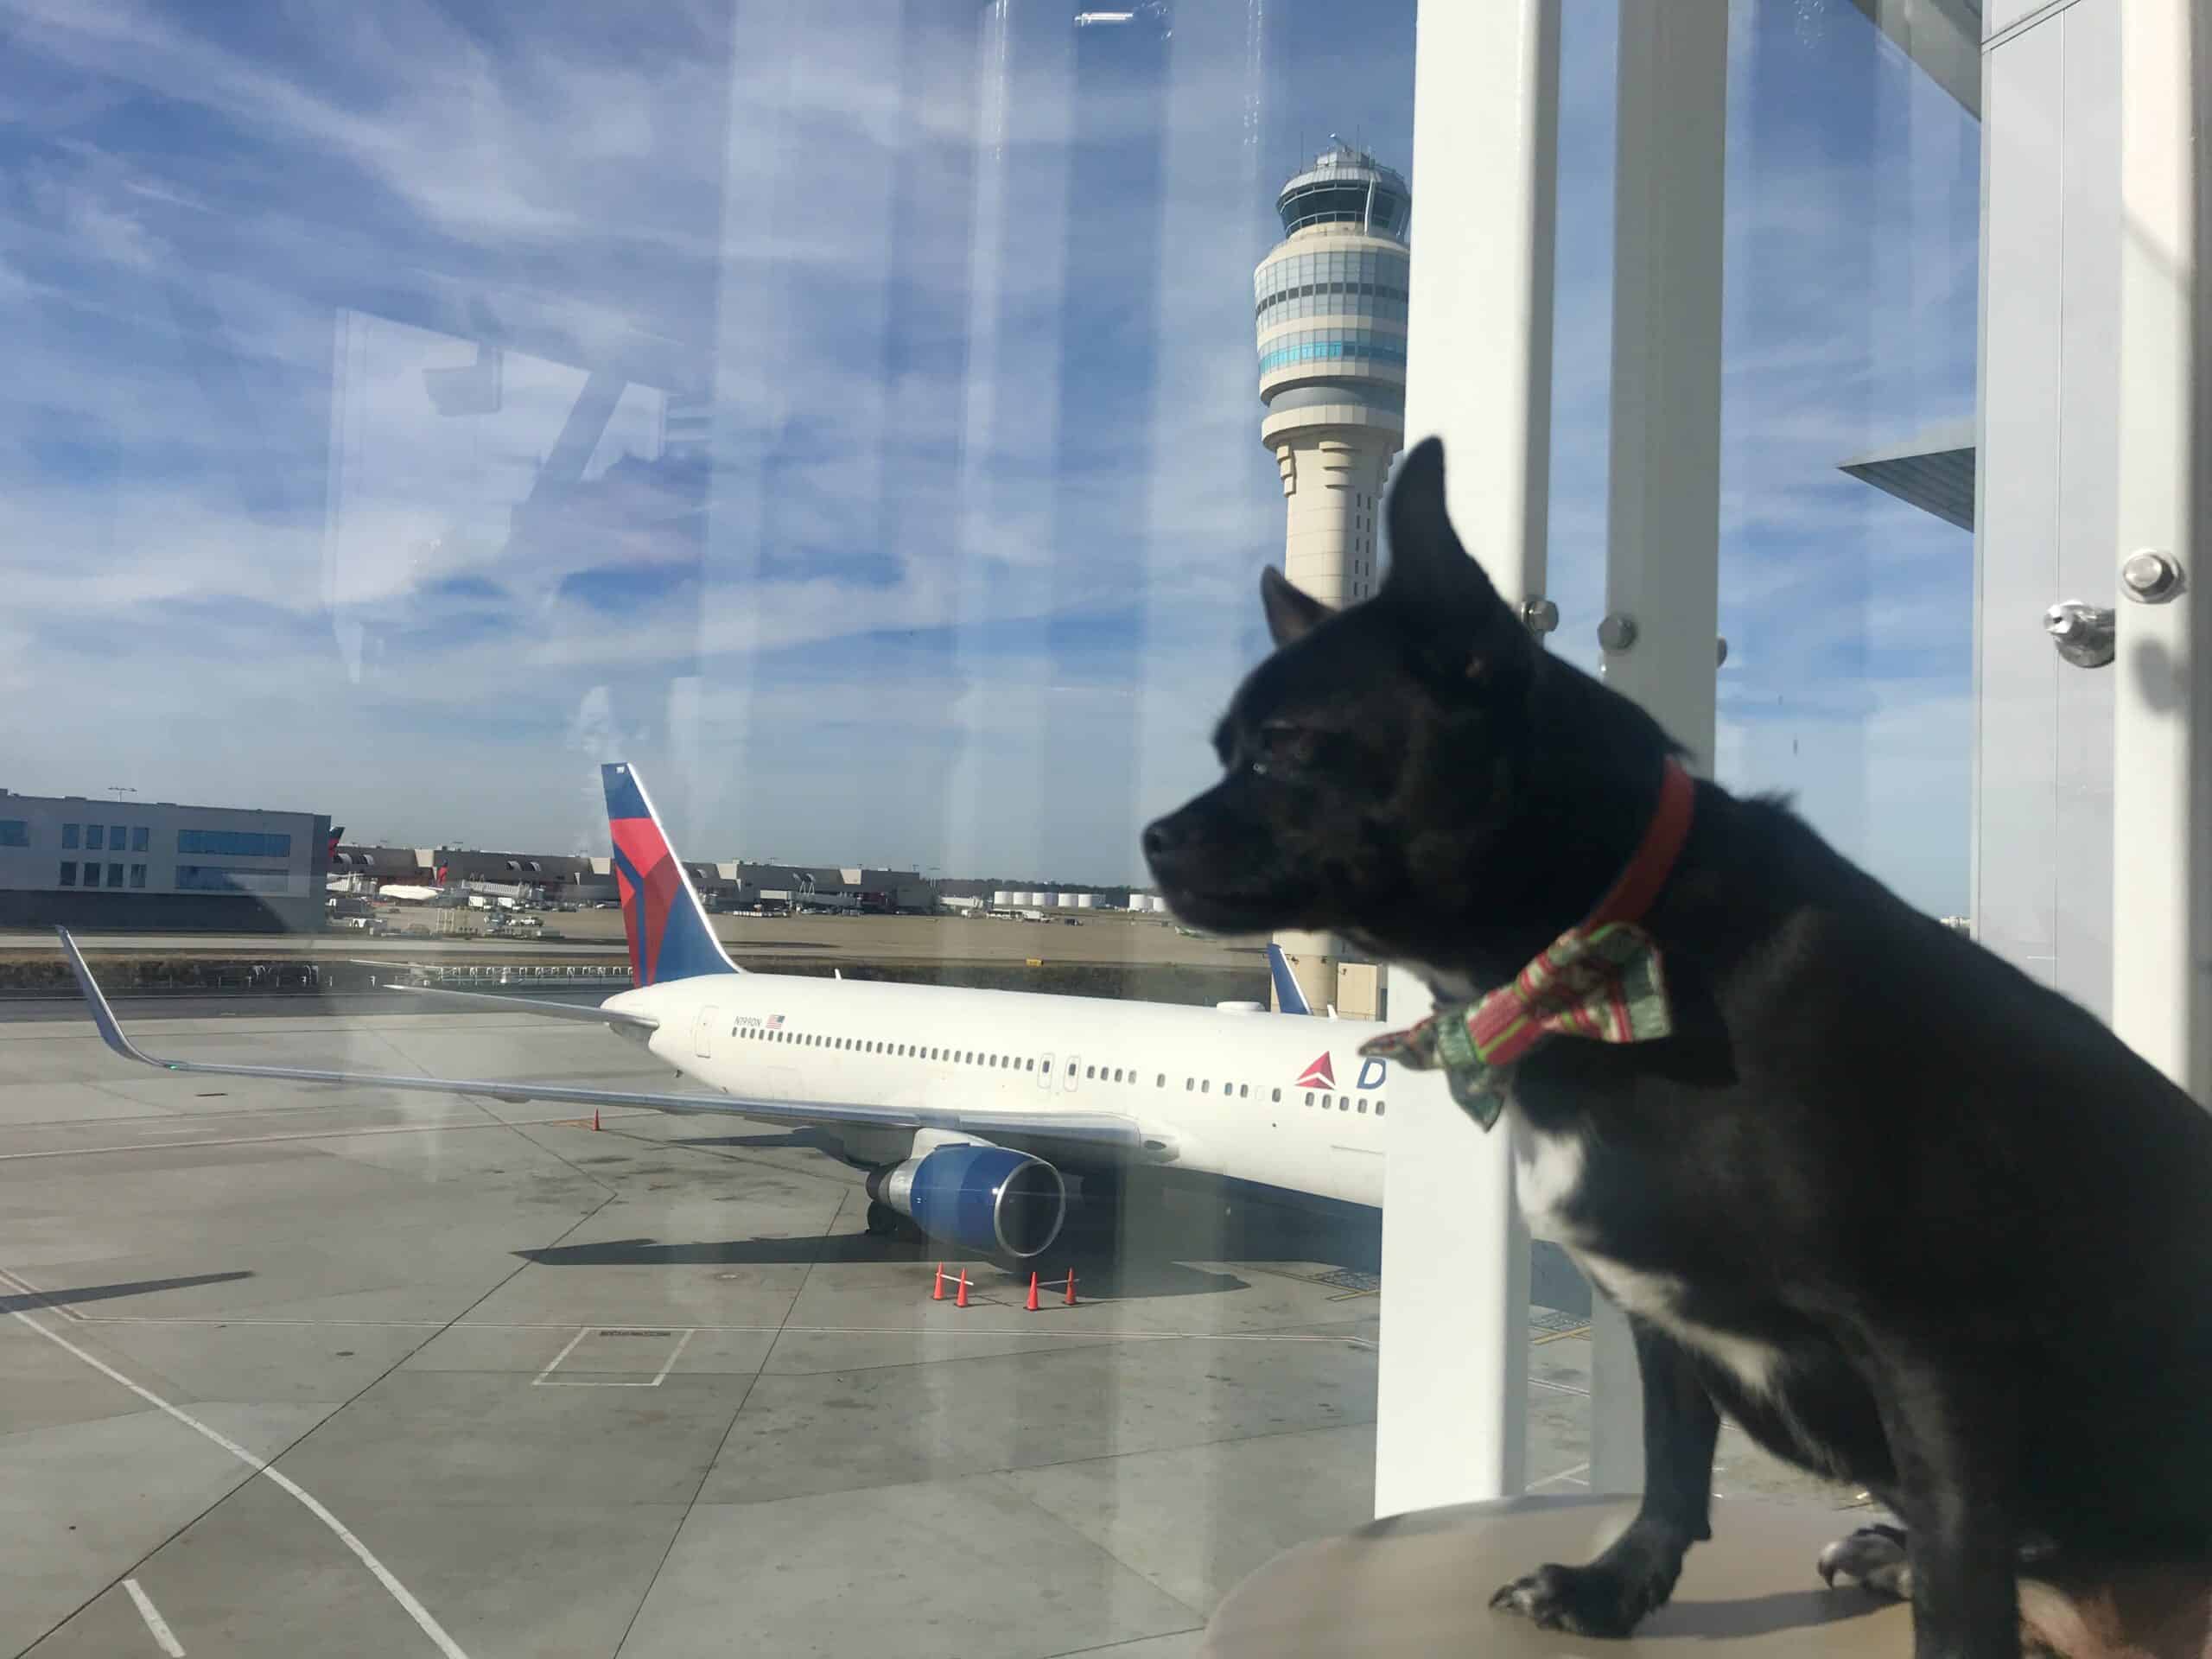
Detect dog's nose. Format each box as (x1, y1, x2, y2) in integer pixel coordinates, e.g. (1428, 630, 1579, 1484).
(1141, 818, 1179, 862)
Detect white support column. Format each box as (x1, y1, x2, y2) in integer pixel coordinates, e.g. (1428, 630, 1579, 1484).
(2112, 0, 2211, 1102)
(1375, 0, 1558, 1519)
(1586, 0, 1731, 1496)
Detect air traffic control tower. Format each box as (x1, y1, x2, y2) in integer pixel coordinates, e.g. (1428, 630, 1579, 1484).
(1255, 141, 1409, 1014)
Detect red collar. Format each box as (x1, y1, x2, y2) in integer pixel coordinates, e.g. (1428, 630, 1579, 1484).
(1586, 758, 1695, 928)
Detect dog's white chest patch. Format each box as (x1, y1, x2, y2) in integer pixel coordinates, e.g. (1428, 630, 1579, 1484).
(1575, 1254, 1787, 1402)
(1513, 1127, 1586, 1242)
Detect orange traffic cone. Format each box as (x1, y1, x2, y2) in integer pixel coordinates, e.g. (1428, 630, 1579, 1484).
(592, 1109, 601, 1131)
(954, 1270, 969, 1308)
(1064, 1270, 1078, 1306)
(932, 1264, 946, 1302)
(1026, 1272, 1040, 1312)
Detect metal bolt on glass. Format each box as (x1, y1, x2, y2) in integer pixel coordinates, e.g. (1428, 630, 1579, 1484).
(2121, 550, 2184, 604)
(2044, 601, 2116, 668)
(1519, 595, 1559, 635)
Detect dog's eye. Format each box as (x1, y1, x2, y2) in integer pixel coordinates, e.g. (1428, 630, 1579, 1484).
(1250, 725, 1320, 777)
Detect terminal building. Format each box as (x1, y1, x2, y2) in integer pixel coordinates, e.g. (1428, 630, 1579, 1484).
(0, 791, 333, 933)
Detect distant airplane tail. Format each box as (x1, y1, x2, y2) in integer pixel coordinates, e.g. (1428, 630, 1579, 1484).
(1266, 943, 1313, 1015)
(601, 763, 741, 986)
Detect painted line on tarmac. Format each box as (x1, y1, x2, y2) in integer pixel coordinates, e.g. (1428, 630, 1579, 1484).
(531, 1325, 591, 1382)
(0, 1109, 654, 1163)
(8, 1306, 473, 1659)
(50, 1310, 1382, 1351)
(123, 1577, 186, 1656)
(0, 1264, 86, 1321)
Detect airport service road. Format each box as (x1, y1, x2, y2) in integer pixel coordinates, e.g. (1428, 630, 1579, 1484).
(0, 1009, 1842, 1659)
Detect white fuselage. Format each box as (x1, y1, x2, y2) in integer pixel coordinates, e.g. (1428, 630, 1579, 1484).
(605, 972, 1395, 1208)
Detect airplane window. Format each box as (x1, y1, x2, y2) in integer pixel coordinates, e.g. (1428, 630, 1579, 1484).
(1322, 1093, 1332, 1108)
(1026, 1058, 1034, 1071)
(1158, 1074, 1166, 1088)
(1376, 1103, 1387, 1116)
(1306, 1090, 1315, 1106)
(1084, 1065, 1094, 1079)
(1185, 1078, 1194, 1091)
(1239, 1084, 1249, 1098)
(1357, 1098, 1368, 1113)
(1271, 1088, 1281, 1103)
(1339, 1097, 1350, 1111)
(990, 1055, 1001, 1068)
(1202, 1080, 1211, 1093)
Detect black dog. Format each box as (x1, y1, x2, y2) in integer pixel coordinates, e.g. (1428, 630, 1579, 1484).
(1143, 437, 2212, 1659)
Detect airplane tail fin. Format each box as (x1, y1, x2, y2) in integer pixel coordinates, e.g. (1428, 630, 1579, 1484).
(1266, 943, 1313, 1015)
(601, 763, 741, 986)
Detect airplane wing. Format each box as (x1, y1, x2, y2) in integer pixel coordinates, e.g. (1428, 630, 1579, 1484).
(60, 931, 1167, 1160)
(359, 976, 658, 1031)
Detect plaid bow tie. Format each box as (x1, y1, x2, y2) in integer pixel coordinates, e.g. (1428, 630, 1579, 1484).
(1358, 921, 1673, 1130)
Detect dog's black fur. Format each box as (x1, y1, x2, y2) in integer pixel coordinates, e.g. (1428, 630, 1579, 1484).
(1142, 439, 2212, 1659)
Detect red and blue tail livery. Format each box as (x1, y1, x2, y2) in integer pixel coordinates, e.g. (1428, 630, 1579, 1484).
(601, 763, 741, 987)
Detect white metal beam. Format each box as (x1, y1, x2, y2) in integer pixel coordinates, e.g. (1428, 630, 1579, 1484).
(2112, 0, 2212, 1102)
(1374, 0, 1560, 1519)
(1586, 0, 1731, 1496)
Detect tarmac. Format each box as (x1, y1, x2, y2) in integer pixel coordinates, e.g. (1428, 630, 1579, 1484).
(0, 1003, 1849, 1658)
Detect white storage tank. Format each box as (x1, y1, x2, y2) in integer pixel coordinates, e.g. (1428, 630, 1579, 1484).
(1149, 895, 1169, 913)
(992, 890, 1013, 907)
(1075, 893, 1096, 910)
(1057, 893, 1077, 909)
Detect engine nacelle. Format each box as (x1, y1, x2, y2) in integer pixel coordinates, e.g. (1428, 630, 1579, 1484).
(866, 1142, 1066, 1258)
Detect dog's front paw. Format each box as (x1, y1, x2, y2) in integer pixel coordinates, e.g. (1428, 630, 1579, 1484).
(1490, 1560, 1671, 1637)
(1815, 1523, 1913, 1599)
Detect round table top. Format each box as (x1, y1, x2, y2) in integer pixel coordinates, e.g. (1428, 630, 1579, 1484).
(1201, 1493, 1911, 1657)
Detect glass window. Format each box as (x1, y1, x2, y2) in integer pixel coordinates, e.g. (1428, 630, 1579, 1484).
(1271, 1088, 1281, 1103)
(86, 824, 104, 851)
(0, 5, 1458, 1643)
(57, 861, 75, 887)
(174, 866, 294, 894)
(60, 823, 78, 849)
(0, 820, 25, 847)
(106, 862, 124, 888)
(176, 829, 293, 857)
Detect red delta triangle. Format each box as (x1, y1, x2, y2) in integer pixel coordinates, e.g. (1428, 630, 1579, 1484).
(1295, 1052, 1335, 1090)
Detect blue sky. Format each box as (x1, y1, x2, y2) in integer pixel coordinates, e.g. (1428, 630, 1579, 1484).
(0, 0, 1977, 911)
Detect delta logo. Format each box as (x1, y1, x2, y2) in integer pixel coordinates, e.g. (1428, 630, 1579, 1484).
(1295, 1052, 1335, 1090)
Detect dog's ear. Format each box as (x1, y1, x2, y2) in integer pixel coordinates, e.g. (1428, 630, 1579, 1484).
(1382, 437, 1532, 683)
(1260, 565, 1332, 648)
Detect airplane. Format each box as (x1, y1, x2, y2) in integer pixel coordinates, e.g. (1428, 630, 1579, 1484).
(58, 763, 1395, 1262)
